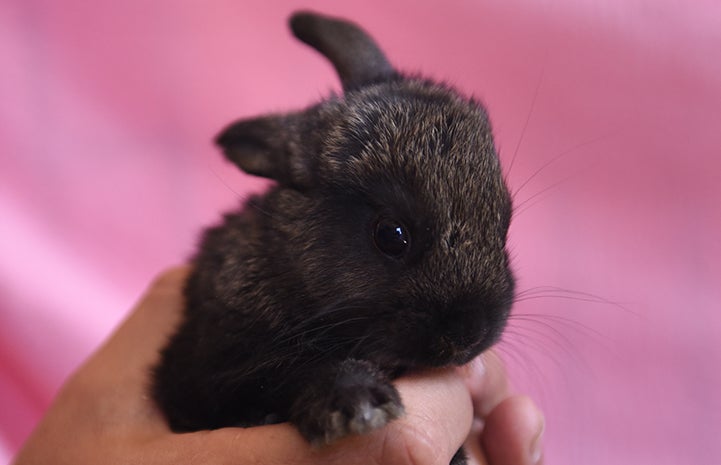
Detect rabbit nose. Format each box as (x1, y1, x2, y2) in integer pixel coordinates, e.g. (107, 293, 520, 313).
(444, 316, 489, 347)
(439, 296, 503, 342)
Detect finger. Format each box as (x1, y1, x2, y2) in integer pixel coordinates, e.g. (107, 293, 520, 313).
(460, 351, 510, 417)
(481, 395, 544, 465)
(388, 369, 475, 465)
(180, 369, 473, 465)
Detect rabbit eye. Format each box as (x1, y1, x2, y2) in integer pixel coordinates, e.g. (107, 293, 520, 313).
(373, 217, 410, 258)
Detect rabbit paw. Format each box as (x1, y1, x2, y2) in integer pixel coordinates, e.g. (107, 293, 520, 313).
(291, 359, 404, 445)
(321, 380, 403, 443)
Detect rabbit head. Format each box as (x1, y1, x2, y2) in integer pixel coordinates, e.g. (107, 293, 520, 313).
(213, 12, 515, 371)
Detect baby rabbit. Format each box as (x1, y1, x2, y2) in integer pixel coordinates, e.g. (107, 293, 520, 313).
(153, 11, 515, 465)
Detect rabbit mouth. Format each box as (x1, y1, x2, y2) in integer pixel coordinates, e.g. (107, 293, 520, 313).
(366, 335, 487, 371)
(426, 339, 488, 367)
(419, 325, 503, 367)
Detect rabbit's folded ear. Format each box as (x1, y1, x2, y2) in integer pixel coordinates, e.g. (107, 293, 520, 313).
(215, 113, 309, 188)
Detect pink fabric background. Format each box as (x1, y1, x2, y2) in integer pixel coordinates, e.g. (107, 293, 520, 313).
(1, 1, 719, 463)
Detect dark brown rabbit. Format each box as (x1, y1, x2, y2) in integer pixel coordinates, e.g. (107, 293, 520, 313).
(153, 11, 515, 465)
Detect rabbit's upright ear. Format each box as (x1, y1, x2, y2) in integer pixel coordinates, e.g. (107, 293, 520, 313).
(290, 11, 397, 91)
(215, 112, 310, 188)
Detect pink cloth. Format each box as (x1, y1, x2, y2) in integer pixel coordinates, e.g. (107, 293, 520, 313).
(1, 1, 719, 463)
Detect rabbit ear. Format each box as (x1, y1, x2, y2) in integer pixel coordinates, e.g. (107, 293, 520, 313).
(215, 113, 307, 188)
(290, 11, 397, 91)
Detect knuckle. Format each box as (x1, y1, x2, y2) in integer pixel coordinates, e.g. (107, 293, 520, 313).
(379, 421, 447, 465)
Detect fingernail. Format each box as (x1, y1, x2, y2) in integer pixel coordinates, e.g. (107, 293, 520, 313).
(530, 415, 545, 464)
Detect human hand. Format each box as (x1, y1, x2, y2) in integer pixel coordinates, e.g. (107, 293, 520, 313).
(13, 266, 543, 465)
(461, 353, 545, 465)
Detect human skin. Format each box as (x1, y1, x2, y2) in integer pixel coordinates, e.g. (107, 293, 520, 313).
(13, 267, 544, 465)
